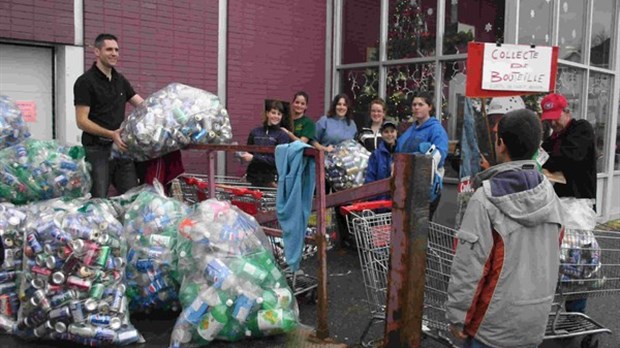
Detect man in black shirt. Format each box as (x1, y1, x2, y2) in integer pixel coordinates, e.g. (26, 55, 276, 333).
(541, 92, 597, 314)
(74, 33, 144, 197)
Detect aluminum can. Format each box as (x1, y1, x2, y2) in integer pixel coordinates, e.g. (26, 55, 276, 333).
(54, 321, 67, 333)
(84, 298, 98, 312)
(69, 300, 85, 323)
(0, 294, 12, 316)
(87, 314, 111, 326)
(89, 283, 105, 300)
(24, 308, 47, 328)
(61, 254, 80, 274)
(51, 271, 66, 285)
(68, 323, 95, 337)
(50, 289, 76, 307)
(95, 246, 110, 267)
(116, 327, 141, 345)
(26, 233, 42, 254)
(66, 275, 91, 291)
(31, 265, 52, 277)
(48, 305, 71, 320)
(110, 284, 125, 312)
(31, 289, 50, 311)
(0, 271, 16, 283)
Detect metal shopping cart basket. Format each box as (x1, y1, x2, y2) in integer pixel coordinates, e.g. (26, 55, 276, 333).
(341, 201, 457, 348)
(543, 227, 620, 348)
(170, 173, 277, 214)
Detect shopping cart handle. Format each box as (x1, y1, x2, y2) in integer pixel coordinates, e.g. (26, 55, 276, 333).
(340, 200, 392, 215)
(218, 184, 263, 199)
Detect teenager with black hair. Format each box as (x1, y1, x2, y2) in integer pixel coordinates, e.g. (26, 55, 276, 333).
(446, 109, 563, 348)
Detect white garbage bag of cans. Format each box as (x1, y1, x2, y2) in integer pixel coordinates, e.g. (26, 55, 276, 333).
(14, 198, 144, 346)
(0, 96, 30, 150)
(171, 199, 298, 347)
(0, 139, 91, 205)
(123, 183, 190, 313)
(0, 203, 27, 334)
(117, 83, 233, 161)
(325, 139, 371, 191)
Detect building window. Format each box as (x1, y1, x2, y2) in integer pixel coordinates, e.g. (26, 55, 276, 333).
(335, 0, 618, 178)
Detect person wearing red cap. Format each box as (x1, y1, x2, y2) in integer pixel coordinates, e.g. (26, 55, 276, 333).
(540, 92, 597, 314)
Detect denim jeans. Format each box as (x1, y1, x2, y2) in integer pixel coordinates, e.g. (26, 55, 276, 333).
(84, 145, 138, 198)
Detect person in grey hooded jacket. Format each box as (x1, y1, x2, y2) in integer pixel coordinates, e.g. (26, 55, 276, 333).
(446, 109, 564, 348)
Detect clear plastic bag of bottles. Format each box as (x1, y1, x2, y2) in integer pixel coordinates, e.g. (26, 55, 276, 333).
(116, 83, 234, 161)
(171, 199, 299, 347)
(14, 198, 144, 346)
(0, 203, 27, 334)
(0, 96, 30, 150)
(325, 139, 371, 191)
(123, 183, 190, 313)
(0, 139, 91, 205)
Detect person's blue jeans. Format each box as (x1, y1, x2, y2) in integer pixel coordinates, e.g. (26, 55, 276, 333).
(84, 144, 138, 198)
(565, 298, 587, 313)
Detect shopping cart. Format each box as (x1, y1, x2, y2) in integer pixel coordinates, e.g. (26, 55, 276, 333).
(170, 173, 277, 214)
(544, 227, 620, 348)
(341, 201, 457, 348)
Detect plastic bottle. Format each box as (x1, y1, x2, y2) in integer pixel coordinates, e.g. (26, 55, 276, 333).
(196, 304, 228, 341)
(246, 309, 297, 335)
(261, 288, 293, 310)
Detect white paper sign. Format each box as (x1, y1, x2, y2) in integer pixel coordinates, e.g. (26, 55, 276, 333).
(482, 43, 553, 92)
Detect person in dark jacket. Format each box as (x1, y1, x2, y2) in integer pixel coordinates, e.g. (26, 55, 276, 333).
(364, 120, 397, 200)
(239, 100, 291, 187)
(540, 93, 597, 314)
(357, 98, 387, 152)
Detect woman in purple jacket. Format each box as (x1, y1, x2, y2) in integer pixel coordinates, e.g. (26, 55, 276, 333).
(239, 100, 291, 187)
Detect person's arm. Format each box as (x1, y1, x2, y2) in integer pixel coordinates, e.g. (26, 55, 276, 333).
(240, 130, 255, 162)
(364, 152, 378, 184)
(313, 117, 333, 152)
(430, 124, 449, 168)
(445, 193, 494, 337)
(129, 94, 144, 107)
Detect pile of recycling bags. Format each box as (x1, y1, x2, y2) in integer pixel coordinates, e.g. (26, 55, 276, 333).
(118, 83, 233, 161)
(325, 139, 371, 191)
(13, 198, 143, 345)
(0, 139, 91, 205)
(171, 199, 298, 347)
(0, 96, 30, 150)
(123, 186, 189, 313)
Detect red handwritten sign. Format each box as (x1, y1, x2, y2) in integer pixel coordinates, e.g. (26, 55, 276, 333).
(466, 42, 559, 98)
(16, 101, 37, 123)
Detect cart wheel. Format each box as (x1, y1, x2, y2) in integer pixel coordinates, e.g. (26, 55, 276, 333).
(581, 335, 599, 348)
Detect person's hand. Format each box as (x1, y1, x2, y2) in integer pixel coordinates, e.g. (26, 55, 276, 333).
(325, 145, 334, 152)
(240, 152, 253, 162)
(479, 153, 490, 170)
(112, 129, 128, 152)
(448, 324, 467, 340)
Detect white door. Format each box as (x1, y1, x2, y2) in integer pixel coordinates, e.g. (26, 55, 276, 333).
(0, 43, 54, 140)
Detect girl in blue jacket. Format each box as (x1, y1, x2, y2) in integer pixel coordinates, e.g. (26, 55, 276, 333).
(365, 120, 398, 200)
(396, 92, 448, 220)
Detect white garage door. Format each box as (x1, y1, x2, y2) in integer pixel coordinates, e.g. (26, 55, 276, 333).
(0, 43, 54, 140)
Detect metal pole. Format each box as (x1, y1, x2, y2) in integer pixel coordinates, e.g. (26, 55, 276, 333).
(383, 153, 432, 348)
(314, 149, 330, 339)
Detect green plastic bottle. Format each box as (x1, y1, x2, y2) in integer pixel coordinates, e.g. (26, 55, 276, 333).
(231, 257, 268, 284)
(179, 282, 200, 308)
(196, 304, 228, 341)
(248, 249, 286, 286)
(261, 288, 293, 310)
(247, 309, 298, 335)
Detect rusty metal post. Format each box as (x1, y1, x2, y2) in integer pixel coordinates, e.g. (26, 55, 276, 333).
(207, 149, 216, 199)
(314, 149, 330, 339)
(383, 153, 432, 348)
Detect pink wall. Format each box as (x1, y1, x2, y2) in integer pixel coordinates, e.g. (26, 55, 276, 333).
(226, 1, 327, 175)
(0, 0, 74, 44)
(83, 0, 219, 173)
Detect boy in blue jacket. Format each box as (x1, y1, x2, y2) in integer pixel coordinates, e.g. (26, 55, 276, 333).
(364, 120, 398, 201)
